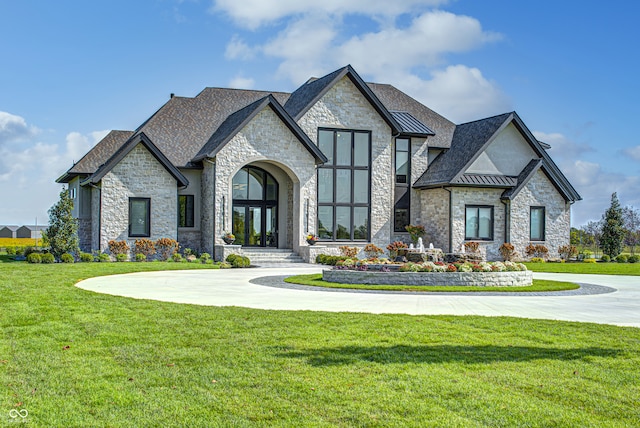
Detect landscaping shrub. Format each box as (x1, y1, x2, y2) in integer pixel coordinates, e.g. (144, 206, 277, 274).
(226, 253, 251, 268)
(628, 255, 639, 263)
(405, 224, 426, 244)
(526, 244, 549, 260)
(558, 245, 578, 261)
(80, 252, 94, 262)
(116, 253, 128, 262)
(363, 243, 383, 259)
(27, 253, 42, 264)
(218, 262, 232, 269)
(199, 252, 211, 263)
(386, 241, 408, 258)
(134, 238, 156, 260)
(601, 254, 611, 262)
(339, 246, 359, 258)
(6, 247, 16, 256)
(24, 246, 37, 257)
(108, 240, 129, 256)
(97, 252, 111, 262)
(172, 253, 184, 262)
(498, 243, 516, 261)
(530, 257, 546, 263)
(463, 241, 480, 254)
(156, 238, 179, 261)
(616, 254, 628, 263)
(135, 253, 146, 262)
(60, 253, 74, 263)
(583, 258, 597, 263)
(316, 254, 345, 265)
(41, 253, 55, 264)
(15, 247, 25, 256)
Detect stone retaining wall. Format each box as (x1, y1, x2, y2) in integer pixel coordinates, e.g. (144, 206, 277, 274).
(322, 269, 533, 287)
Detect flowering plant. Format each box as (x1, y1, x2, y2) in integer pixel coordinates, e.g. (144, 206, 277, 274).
(405, 224, 426, 243)
(306, 234, 318, 242)
(224, 232, 235, 240)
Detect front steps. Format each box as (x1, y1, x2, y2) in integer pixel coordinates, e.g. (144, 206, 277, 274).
(240, 248, 306, 265)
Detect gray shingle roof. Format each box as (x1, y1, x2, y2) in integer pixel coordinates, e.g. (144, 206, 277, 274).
(193, 95, 327, 164)
(389, 111, 435, 136)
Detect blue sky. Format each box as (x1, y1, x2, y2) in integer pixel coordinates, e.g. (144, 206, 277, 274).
(1, 0, 639, 227)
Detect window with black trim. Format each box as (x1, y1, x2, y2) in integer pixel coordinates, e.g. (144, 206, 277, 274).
(178, 195, 195, 228)
(317, 129, 370, 241)
(465, 205, 493, 240)
(129, 198, 150, 237)
(530, 206, 545, 241)
(394, 138, 410, 232)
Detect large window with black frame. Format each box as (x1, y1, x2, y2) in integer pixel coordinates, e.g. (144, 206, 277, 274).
(317, 129, 371, 241)
(394, 137, 410, 232)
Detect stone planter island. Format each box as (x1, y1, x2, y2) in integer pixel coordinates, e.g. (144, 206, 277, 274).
(323, 263, 532, 287)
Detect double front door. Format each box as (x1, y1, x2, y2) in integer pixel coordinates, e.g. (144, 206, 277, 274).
(231, 166, 278, 247)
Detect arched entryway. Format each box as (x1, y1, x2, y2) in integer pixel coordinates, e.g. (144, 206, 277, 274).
(232, 166, 278, 247)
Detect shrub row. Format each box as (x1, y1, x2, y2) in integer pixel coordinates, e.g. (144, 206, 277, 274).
(226, 253, 251, 268)
(315, 254, 347, 265)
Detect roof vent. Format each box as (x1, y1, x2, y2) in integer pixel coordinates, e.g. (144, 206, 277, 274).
(170, 93, 175, 99)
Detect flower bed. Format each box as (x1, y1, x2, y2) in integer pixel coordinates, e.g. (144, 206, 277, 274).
(323, 261, 532, 287)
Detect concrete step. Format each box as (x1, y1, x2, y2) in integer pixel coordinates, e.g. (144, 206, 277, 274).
(240, 248, 305, 263)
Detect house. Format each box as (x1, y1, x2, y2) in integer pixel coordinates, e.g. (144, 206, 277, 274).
(57, 65, 580, 261)
(0, 225, 19, 238)
(16, 225, 47, 239)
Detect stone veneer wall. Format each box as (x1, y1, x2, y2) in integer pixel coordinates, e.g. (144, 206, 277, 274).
(510, 170, 570, 259)
(323, 269, 533, 287)
(419, 188, 450, 252)
(99, 144, 178, 254)
(91, 186, 100, 251)
(77, 218, 92, 252)
(211, 106, 317, 257)
(297, 76, 393, 249)
(200, 160, 215, 254)
(451, 188, 506, 261)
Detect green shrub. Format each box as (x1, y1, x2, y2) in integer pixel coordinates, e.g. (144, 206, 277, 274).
(601, 255, 611, 263)
(80, 252, 94, 262)
(41, 253, 55, 264)
(135, 253, 146, 262)
(226, 254, 251, 268)
(226, 254, 239, 263)
(530, 257, 546, 263)
(14, 247, 24, 256)
(27, 253, 42, 264)
(199, 252, 211, 263)
(218, 262, 232, 269)
(98, 252, 111, 262)
(60, 253, 74, 263)
(172, 253, 184, 262)
(6, 247, 16, 256)
(24, 246, 37, 257)
(616, 254, 628, 263)
(583, 258, 597, 264)
(116, 253, 128, 262)
(315, 254, 345, 265)
(628, 255, 639, 263)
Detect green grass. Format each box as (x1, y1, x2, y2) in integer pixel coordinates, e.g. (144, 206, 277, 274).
(285, 273, 579, 292)
(526, 261, 640, 275)
(1, 262, 639, 426)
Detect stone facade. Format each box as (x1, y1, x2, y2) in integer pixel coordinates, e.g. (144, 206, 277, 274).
(419, 188, 450, 252)
(99, 143, 178, 254)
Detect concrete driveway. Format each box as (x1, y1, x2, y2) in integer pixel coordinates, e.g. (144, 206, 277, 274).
(76, 266, 640, 328)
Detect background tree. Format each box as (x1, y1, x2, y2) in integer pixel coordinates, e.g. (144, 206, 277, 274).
(43, 187, 79, 260)
(581, 220, 601, 255)
(623, 205, 640, 255)
(600, 192, 625, 258)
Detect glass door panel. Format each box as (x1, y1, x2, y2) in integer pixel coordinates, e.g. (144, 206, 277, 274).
(232, 206, 246, 246)
(248, 206, 262, 246)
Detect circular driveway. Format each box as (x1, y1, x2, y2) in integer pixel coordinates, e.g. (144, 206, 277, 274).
(76, 266, 640, 328)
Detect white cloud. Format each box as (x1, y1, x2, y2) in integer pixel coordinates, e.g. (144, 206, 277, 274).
(0, 111, 38, 145)
(622, 145, 640, 161)
(533, 131, 595, 161)
(212, 0, 449, 29)
(228, 75, 255, 89)
(225, 35, 257, 60)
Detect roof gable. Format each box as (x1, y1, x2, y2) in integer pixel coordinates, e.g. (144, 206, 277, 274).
(82, 132, 189, 187)
(192, 95, 327, 164)
(284, 65, 401, 133)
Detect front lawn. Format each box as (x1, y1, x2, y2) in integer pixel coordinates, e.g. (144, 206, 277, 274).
(1, 262, 639, 426)
(526, 261, 640, 275)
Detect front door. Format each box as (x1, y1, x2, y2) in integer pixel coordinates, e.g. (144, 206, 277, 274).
(232, 166, 278, 247)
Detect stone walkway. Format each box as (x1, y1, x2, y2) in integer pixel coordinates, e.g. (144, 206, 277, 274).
(76, 266, 640, 328)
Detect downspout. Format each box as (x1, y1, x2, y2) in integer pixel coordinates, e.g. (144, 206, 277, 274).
(443, 186, 452, 253)
(203, 158, 216, 254)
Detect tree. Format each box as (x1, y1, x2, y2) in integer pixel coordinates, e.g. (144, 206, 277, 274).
(43, 187, 79, 260)
(623, 206, 640, 255)
(600, 192, 625, 258)
(581, 220, 601, 254)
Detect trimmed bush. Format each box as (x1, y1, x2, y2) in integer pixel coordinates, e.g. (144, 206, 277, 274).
(135, 253, 146, 262)
(108, 240, 129, 256)
(530, 257, 546, 263)
(80, 252, 94, 262)
(27, 253, 42, 264)
(6, 247, 16, 256)
(226, 254, 251, 268)
(499, 243, 516, 261)
(41, 253, 55, 264)
(134, 238, 156, 259)
(616, 254, 628, 263)
(116, 253, 128, 262)
(601, 255, 611, 263)
(315, 254, 346, 266)
(199, 252, 211, 263)
(218, 262, 232, 269)
(628, 255, 639, 263)
(172, 253, 184, 262)
(97, 252, 111, 262)
(156, 238, 179, 261)
(60, 253, 75, 263)
(583, 258, 597, 264)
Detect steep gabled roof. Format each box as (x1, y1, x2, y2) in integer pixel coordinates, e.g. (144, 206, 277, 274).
(389, 111, 435, 136)
(192, 95, 327, 164)
(284, 65, 402, 134)
(57, 130, 134, 183)
(82, 132, 189, 187)
(414, 112, 581, 202)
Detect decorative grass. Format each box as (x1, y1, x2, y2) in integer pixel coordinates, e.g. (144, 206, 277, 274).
(1, 262, 639, 426)
(526, 262, 640, 275)
(0, 237, 39, 247)
(285, 273, 579, 292)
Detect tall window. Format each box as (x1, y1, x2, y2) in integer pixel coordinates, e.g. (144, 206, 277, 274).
(465, 205, 493, 240)
(317, 129, 370, 241)
(178, 195, 194, 228)
(394, 138, 410, 232)
(129, 198, 150, 237)
(530, 206, 545, 241)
